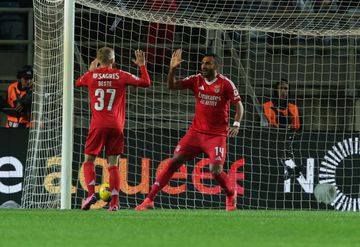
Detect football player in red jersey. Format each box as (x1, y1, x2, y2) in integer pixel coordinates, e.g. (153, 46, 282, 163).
(77, 47, 151, 211)
(136, 49, 244, 211)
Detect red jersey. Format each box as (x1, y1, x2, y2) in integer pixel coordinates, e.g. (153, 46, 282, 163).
(179, 73, 241, 136)
(76, 66, 150, 130)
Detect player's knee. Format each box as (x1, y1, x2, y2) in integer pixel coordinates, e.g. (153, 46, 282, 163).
(107, 155, 119, 166)
(171, 154, 190, 167)
(209, 164, 223, 175)
(85, 154, 96, 163)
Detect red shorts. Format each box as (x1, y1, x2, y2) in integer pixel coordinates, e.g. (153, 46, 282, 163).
(85, 128, 124, 156)
(174, 129, 227, 165)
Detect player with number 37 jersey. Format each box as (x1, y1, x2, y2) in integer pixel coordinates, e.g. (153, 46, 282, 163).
(76, 63, 150, 130)
(76, 47, 150, 211)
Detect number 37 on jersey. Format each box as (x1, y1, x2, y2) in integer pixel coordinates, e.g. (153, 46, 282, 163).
(94, 88, 116, 111)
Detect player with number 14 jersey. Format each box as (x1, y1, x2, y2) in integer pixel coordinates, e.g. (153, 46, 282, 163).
(179, 72, 241, 136)
(135, 49, 244, 211)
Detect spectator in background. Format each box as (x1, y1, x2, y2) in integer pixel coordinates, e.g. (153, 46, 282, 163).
(263, 79, 301, 179)
(1, 66, 33, 128)
(263, 79, 300, 130)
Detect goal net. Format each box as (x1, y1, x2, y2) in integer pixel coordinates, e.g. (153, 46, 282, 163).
(22, 0, 360, 211)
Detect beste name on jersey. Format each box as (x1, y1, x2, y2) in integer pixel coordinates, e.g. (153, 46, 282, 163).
(93, 73, 119, 87)
(75, 66, 151, 131)
(98, 81, 112, 87)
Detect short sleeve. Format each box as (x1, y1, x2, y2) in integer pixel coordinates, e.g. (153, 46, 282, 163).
(178, 74, 198, 91)
(225, 80, 241, 104)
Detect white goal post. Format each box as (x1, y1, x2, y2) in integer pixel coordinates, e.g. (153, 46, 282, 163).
(61, 0, 75, 209)
(22, 0, 360, 211)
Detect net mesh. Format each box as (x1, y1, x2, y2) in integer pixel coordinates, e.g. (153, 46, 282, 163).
(22, 0, 360, 211)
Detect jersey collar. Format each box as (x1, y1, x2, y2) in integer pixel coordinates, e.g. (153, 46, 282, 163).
(204, 75, 218, 85)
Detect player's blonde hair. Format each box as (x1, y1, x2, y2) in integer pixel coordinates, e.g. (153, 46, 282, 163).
(97, 47, 115, 65)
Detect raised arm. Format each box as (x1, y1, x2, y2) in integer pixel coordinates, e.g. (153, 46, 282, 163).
(75, 59, 99, 87)
(127, 49, 151, 87)
(167, 49, 184, 90)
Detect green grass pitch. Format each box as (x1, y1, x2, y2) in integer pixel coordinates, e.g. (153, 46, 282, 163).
(1, 209, 359, 247)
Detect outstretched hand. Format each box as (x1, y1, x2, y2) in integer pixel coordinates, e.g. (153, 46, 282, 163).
(132, 49, 146, 67)
(227, 126, 239, 137)
(170, 49, 183, 69)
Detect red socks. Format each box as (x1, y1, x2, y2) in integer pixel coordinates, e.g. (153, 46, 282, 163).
(108, 166, 120, 206)
(213, 171, 234, 197)
(83, 162, 95, 196)
(147, 159, 181, 201)
(84, 162, 120, 207)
